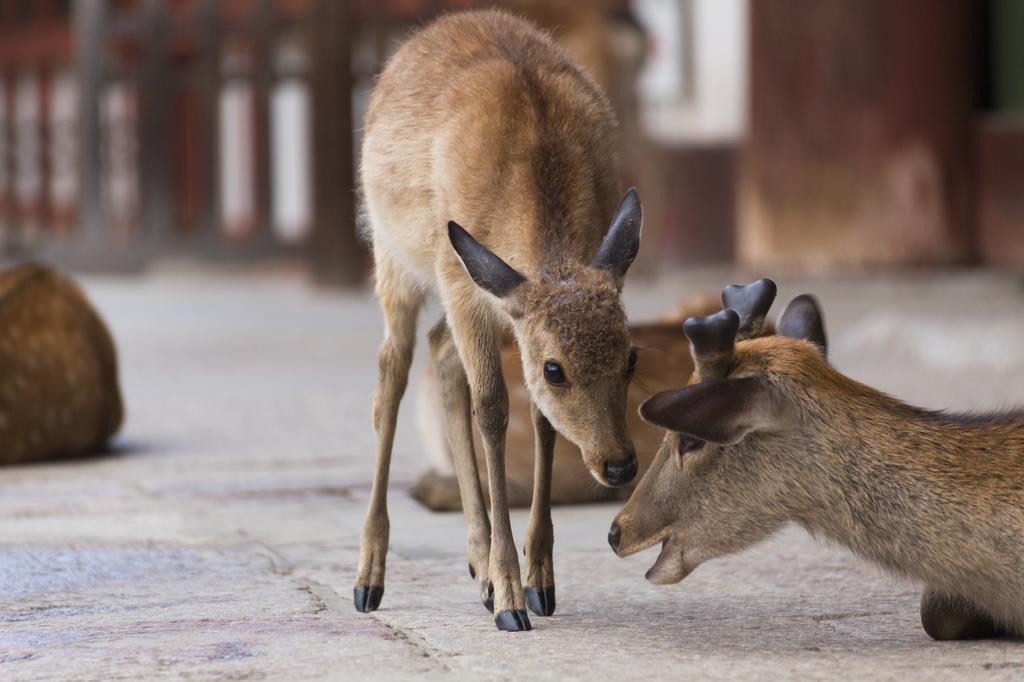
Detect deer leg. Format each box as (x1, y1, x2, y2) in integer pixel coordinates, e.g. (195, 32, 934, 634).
(524, 402, 556, 616)
(353, 262, 423, 613)
(447, 310, 530, 632)
(475, 367, 531, 632)
(427, 317, 494, 612)
(920, 586, 1007, 640)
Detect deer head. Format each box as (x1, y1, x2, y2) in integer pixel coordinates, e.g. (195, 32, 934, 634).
(608, 280, 830, 582)
(448, 189, 643, 485)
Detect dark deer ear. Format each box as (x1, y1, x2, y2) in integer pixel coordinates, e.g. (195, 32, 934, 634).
(639, 377, 776, 445)
(778, 294, 827, 357)
(591, 188, 642, 284)
(448, 221, 528, 299)
(722, 278, 777, 337)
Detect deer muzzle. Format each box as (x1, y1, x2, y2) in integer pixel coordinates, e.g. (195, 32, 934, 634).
(603, 453, 638, 486)
(607, 513, 670, 559)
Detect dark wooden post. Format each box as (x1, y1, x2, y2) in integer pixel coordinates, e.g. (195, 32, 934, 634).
(74, 0, 106, 247)
(739, 0, 980, 270)
(138, 0, 172, 240)
(308, 0, 363, 286)
(252, 0, 274, 241)
(197, 0, 221, 238)
(38, 63, 51, 232)
(1, 69, 14, 255)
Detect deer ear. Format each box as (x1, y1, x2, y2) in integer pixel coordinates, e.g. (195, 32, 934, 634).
(639, 377, 777, 445)
(448, 221, 528, 300)
(778, 294, 827, 357)
(591, 188, 642, 284)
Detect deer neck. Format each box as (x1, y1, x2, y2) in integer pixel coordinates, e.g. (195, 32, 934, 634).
(792, 380, 1024, 584)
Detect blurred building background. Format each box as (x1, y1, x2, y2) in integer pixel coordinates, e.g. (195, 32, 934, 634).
(0, 0, 1021, 283)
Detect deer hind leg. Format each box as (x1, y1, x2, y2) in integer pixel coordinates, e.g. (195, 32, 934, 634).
(524, 402, 556, 617)
(427, 316, 494, 612)
(920, 586, 1007, 640)
(353, 260, 423, 613)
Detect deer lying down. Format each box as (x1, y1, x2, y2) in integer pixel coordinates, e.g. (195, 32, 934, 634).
(0, 263, 122, 464)
(412, 294, 729, 510)
(610, 280, 1024, 640)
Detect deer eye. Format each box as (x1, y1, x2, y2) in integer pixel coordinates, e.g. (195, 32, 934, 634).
(544, 361, 568, 387)
(627, 348, 639, 375)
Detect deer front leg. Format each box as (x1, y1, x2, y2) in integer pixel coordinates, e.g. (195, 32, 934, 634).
(524, 402, 556, 616)
(445, 292, 529, 631)
(920, 586, 1006, 640)
(427, 317, 494, 612)
(354, 262, 422, 613)
(474, 368, 530, 631)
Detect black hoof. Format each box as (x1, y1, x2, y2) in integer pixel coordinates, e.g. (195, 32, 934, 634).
(495, 609, 532, 632)
(468, 563, 476, 580)
(483, 581, 494, 613)
(525, 586, 556, 617)
(353, 585, 384, 613)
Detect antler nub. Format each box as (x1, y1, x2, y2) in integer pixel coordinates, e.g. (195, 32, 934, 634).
(684, 308, 740, 381)
(721, 278, 777, 338)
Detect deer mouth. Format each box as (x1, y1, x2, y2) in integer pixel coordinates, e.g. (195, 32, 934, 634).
(644, 533, 694, 585)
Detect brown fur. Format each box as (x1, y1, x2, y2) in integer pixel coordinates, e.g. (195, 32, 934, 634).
(0, 264, 122, 464)
(614, 292, 1024, 640)
(413, 294, 723, 510)
(357, 10, 641, 628)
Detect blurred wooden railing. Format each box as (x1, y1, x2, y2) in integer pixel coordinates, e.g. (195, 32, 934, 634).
(0, 0, 485, 283)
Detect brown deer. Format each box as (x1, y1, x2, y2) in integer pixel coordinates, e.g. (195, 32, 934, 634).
(0, 263, 122, 464)
(411, 293, 730, 510)
(610, 280, 1024, 640)
(356, 10, 643, 631)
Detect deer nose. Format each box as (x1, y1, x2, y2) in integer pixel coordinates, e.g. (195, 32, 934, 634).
(608, 521, 622, 555)
(604, 455, 637, 486)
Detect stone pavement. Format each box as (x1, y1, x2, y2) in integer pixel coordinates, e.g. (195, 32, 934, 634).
(3, 265, 1024, 681)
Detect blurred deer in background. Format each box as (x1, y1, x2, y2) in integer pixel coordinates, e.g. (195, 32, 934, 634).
(0, 264, 122, 464)
(413, 291, 777, 510)
(356, 10, 643, 631)
(611, 280, 1024, 641)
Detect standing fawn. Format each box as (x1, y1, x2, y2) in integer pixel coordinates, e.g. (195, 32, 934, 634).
(357, 10, 643, 631)
(412, 293, 744, 510)
(610, 280, 1024, 640)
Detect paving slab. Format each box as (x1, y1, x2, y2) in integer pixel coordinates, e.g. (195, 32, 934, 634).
(2, 265, 1024, 680)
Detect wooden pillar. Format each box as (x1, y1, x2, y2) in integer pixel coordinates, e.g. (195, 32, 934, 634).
(252, 0, 273, 241)
(138, 0, 172, 238)
(74, 0, 106, 245)
(198, 0, 221, 238)
(308, 0, 363, 286)
(0, 69, 14, 255)
(37, 63, 51, 232)
(739, 0, 980, 271)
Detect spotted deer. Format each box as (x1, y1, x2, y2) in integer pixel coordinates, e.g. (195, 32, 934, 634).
(610, 280, 1024, 640)
(0, 263, 122, 464)
(356, 10, 642, 631)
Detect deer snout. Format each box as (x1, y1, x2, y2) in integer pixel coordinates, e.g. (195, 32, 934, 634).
(603, 454, 638, 486)
(609, 504, 672, 559)
(608, 521, 623, 555)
